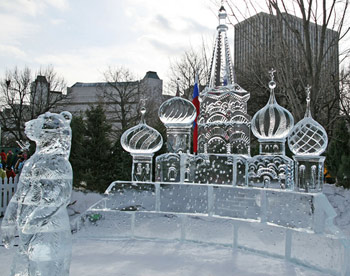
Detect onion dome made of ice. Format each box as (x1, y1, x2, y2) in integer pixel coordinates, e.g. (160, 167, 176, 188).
(251, 69, 294, 141)
(158, 93, 196, 127)
(288, 86, 328, 156)
(121, 106, 163, 155)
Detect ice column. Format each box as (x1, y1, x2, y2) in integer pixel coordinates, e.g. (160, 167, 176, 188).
(288, 86, 328, 192)
(121, 104, 163, 182)
(156, 95, 196, 182)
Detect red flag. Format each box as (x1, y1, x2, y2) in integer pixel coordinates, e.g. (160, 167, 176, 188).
(192, 75, 199, 153)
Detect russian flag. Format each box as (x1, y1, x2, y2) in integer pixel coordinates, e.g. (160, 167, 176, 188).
(192, 75, 200, 153)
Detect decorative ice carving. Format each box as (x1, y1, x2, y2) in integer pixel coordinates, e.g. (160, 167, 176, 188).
(251, 69, 294, 149)
(1, 111, 73, 276)
(288, 85, 328, 156)
(288, 86, 328, 192)
(158, 96, 196, 127)
(121, 106, 163, 155)
(121, 104, 163, 182)
(158, 95, 196, 153)
(249, 70, 294, 189)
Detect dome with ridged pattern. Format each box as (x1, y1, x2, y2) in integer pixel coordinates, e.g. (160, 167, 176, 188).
(121, 107, 163, 154)
(158, 96, 196, 127)
(251, 70, 294, 141)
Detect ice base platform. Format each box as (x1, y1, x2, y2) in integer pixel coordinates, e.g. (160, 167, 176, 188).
(74, 181, 350, 276)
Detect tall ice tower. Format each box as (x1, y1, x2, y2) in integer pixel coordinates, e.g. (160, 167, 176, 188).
(197, 5, 251, 156)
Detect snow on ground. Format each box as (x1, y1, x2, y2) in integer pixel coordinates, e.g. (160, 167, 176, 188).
(0, 238, 332, 276)
(0, 185, 348, 276)
(323, 184, 350, 236)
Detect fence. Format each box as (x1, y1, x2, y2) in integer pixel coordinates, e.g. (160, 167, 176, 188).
(0, 176, 18, 216)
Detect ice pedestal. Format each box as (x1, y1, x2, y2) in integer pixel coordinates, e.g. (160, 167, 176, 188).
(293, 155, 325, 192)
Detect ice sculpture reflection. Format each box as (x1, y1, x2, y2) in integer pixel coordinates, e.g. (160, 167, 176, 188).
(1, 111, 73, 276)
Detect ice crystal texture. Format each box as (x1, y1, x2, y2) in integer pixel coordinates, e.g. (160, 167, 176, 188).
(1, 111, 73, 276)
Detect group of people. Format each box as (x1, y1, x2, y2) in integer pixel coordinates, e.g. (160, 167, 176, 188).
(0, 149, 27, 184)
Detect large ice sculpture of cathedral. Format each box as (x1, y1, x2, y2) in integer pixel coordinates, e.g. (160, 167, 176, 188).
(122, 4, 328, 192)
(78, 6, 349, 275)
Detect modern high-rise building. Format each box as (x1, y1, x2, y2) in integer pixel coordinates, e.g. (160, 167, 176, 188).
(233, 12, 339, 128)
(234, 12, 339, 75)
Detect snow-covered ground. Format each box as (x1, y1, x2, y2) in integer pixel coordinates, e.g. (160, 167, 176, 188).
(0, 184, 348, 276)
(0, 238, 333, 276)
(323, 184, 350, 236)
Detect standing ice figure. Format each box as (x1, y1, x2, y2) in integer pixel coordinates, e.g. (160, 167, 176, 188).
(288, 86, 328, 192)
(1, 111, 73, 276)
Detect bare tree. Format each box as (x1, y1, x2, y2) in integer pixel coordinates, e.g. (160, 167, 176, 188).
(168, 43, 211, 99)
(99, 67, 141, 135)
(0, 66, 68, 144)
(226, 0, 350, 135)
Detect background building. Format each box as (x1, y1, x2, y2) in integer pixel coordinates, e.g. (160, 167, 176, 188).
(234, 12, 339, 131)
(56, 71, 164, 133)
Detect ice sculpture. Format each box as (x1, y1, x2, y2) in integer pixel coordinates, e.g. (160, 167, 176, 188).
(198, 4, 251, 156)
(288, 86, 328, 192)
(121, 103, 163, 182)
(74, 4, 350, 276)
(1, 111, 73, 276)
(156, 89, 196, 182)
(249, 69, 294, 189)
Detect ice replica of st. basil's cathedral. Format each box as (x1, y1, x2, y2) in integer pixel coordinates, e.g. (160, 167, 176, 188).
(121, 5, 328, 193)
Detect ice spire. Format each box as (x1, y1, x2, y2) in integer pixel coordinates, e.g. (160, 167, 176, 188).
(304, 85, 312, 118)
(208, 3, 235, 88)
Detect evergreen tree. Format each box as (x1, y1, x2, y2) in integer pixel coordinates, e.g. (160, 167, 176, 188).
(69, 114, 86, 188)
(327, 118, 350, 188)
(83, 104, 113, 192)
(109, 138, 132, 181)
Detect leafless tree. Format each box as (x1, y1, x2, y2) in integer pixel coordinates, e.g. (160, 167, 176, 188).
(0, 66, 68, 144)
(226, 0, 350, 135)
(99, 66, 141, 135)
(168, 42, 211, 99)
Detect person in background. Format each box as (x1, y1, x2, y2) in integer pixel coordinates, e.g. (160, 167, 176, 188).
(6, 150, 13, 169)
(5, 165, 16, 184)
(11, 149, 20, 169)
(0, 149, 7, 168)
(0, 163, 6, 184)
(15, 157, 25, 176)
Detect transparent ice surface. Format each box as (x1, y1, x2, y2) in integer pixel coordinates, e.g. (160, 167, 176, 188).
(158, 96, 196, 127)
(76, 180, 349, 275)
(121, 107, 163, 155)
(213, 187, 260, 220)
(248, 155, 294, 190)
(288, 87, 328, 156)
(1, 111, 73, 276)
(198, 85, 251, 155)
(251, 75, 294, 141)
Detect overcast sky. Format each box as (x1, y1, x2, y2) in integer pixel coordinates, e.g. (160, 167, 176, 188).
(0, 0, 246, 90)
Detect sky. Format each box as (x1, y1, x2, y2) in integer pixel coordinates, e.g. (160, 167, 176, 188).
(0, 0, 244, 90)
